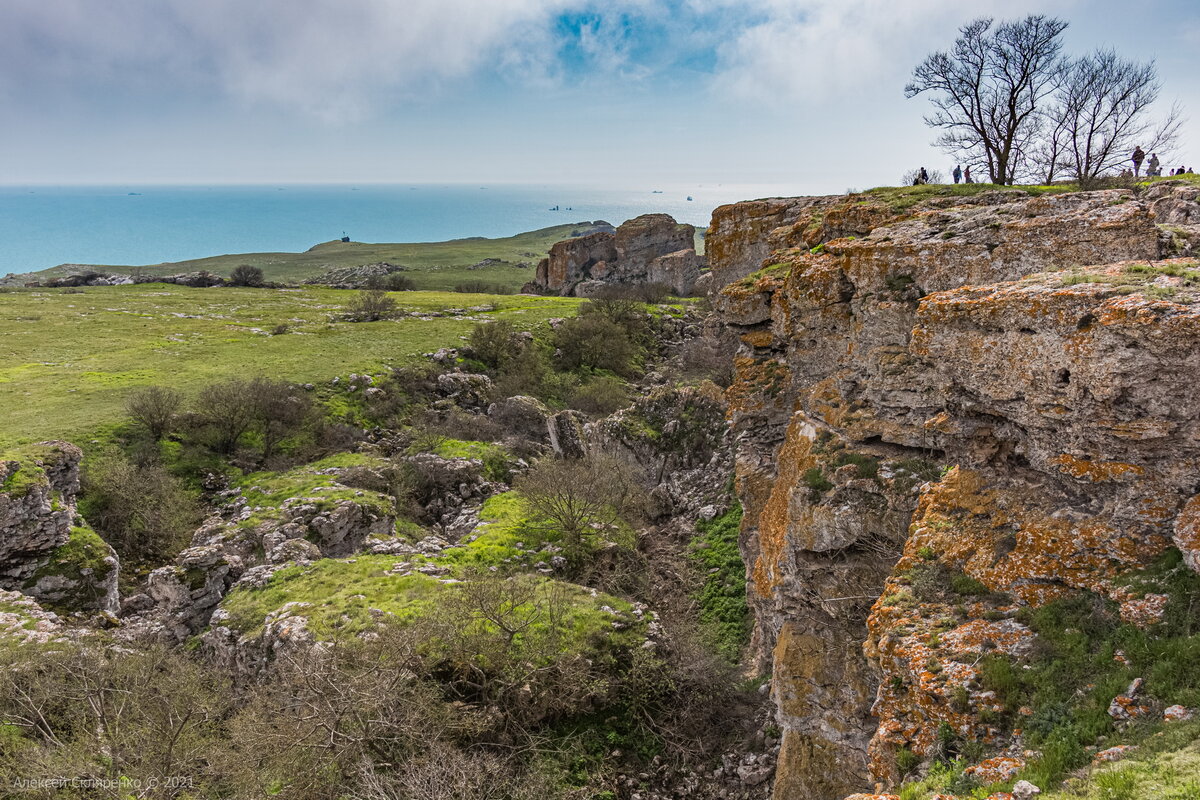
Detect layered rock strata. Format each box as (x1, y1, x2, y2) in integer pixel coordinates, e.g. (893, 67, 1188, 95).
(529, 213, 702, 296)
(710, 181, 1200, 798)
(0, 442, 119, 614)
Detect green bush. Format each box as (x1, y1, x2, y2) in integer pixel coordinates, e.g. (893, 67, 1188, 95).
(469, 319, 524, 371)
(79, 448, 201, 571)
(567, 375, 630, 415)
(802, 467, 833, 493)
(553, 315, 639, 377)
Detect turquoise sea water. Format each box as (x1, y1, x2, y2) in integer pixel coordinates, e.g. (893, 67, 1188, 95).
(0, 183, 802, 275)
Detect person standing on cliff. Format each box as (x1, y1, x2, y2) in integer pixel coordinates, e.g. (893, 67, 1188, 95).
(953, 165, 962, 184)
(1147, 153, 1160, 177)
(963, 165, 973, 184)
(919, 167, 929, 184)
(1133, 146, 1146, 176)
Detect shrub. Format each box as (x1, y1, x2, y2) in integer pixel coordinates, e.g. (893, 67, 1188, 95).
(345, 288, 398, 321)
(382, 273, 415, 291)
(567, 376, 630, 415)
(125, 385, 183, 441)
(469, 320, 524, 371)
(194, 379, 257, 454)
(553, 315, 639, 376)
(79, 448, 201, 566)
(802, 467, 833, 493)
(453, 281, 514, 294)
(833, 451, 880, 479)
(516, 454, 643, 558)
(247, 378, 314, 460)
(229, 264, 265, 287)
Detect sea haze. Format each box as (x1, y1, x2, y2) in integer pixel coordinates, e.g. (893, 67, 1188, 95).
(0, 183, 803, 275)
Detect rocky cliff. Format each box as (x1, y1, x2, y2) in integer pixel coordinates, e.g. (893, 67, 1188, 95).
(0, 442, 119, 615)
(710, 181, 1200, 798)
(529, 213, 703, 296)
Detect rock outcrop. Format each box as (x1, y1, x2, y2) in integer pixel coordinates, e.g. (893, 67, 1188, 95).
(0, 442, 119, 615)
(120, 458, 401, 643)
(710, 181, 1200, 798)
(529, 214, 703, 296)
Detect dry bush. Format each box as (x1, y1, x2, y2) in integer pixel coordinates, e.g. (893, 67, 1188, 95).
(677, 334, 737, 388)
(515, 454, 644, 557)
(126, 385, 183, 440)
(80, 448, 201, 565)
(345, 288, 399, 321)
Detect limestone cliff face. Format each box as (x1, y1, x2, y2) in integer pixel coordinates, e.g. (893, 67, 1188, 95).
(0, 442, 119, 615)
(710, 182, 1200, 798)
(531, 213, 702, 296)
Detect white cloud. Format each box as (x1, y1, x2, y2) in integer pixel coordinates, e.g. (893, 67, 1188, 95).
(707, 0, 1082, 105)
(0, 0, 592, 120)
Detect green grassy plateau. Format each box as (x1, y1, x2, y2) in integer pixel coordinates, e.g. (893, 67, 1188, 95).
(10, 222, 603, 291)
(0, 284, 580, 449)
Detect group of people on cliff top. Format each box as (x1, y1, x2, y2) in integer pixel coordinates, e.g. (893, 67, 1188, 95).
(1130, 147, 1192, 178)
(910, 156, 1194, 187)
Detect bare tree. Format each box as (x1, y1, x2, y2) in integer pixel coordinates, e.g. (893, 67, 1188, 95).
(906, 15, 1069, 184)
(248, 377, 313, 460)
(195, 379, 257, 454)
(126, 385, 183, 440)
(1046, 50, 1182, 185)
(515, 455, 641, 556)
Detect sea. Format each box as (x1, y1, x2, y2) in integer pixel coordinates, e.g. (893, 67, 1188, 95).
(0, 183, 804, 276)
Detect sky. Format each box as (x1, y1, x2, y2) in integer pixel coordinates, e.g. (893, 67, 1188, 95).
(1, 0, 1198, 194)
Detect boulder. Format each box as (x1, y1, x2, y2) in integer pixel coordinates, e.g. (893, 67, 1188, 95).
(647, 248, 703, 295)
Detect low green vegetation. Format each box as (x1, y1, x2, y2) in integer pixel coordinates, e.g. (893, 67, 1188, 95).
(859, 182, 1075, 214)
(689, 504, 749, 662)
(898, 549, 1200, 798)
(14, 222, 596, 290)
(0, 284, 580, 447)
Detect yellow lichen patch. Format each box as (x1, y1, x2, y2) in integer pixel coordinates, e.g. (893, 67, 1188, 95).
(1051, 453, 1145, 483)
(752, 414, 819, 598)
(727, 356, 792, 415)
(899, 468, 1170, 606)
(740, 329, 776, 348)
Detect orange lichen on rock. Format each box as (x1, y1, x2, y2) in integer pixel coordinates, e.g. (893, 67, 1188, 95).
(726, 356, 792, 415)
(1172, 494, 1200, 571)
(751, 414, 819, 598)
(1051, 453, 1144, 483)
(897, 468, 1170, 606)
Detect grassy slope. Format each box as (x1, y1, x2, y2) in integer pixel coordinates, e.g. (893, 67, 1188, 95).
(17, 223, 601, 291)
(0, 284, 580, 449)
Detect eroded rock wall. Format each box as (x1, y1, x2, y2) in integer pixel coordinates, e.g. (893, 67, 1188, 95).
(531, 213, 702, 296)
(710, 182, 1200, 798)
(0, 442, 119, 614)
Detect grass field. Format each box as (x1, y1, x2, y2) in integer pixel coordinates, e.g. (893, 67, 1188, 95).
(0, 284, 580, 449)
(10, 223, 602, 291)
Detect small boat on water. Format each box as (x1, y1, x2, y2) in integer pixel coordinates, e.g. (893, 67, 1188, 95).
(686, 196, 693, 201)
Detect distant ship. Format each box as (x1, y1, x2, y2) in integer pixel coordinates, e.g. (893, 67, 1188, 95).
(686, 196, 694, 201)
(652, 190, 663, 193)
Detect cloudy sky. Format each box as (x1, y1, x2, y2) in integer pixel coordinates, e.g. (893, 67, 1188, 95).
(2, 0, 1197, 193)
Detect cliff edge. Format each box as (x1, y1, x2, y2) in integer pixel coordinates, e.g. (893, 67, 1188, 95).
(710, 180, 1200, 798)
